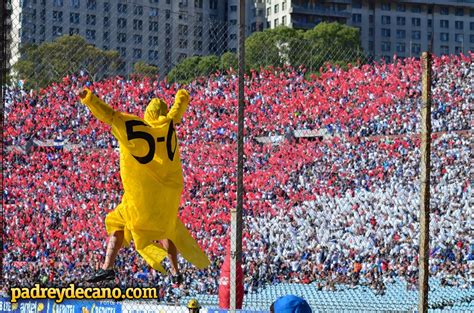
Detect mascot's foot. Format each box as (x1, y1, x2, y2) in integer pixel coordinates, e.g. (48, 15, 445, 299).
(171, 273, 183, 285)
(87, 268, 116, 283)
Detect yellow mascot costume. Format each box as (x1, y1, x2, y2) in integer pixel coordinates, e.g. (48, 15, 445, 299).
(80, 88, 209, 273)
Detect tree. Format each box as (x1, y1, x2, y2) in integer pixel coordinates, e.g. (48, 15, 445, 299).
(13, 35, 120, 89)
(244, 23, 364, 72)
(220, 52, 238, 72)
(166, 55, 220, 84)
(132, 61, 159, 79)
(245, 26, 305, 70)
(303, 22, 364, 71)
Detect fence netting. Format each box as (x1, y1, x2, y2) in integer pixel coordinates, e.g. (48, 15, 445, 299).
(3, 0, 473, 312)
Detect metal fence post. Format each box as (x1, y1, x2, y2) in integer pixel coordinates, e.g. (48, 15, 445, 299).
(230, 0, 245, 311)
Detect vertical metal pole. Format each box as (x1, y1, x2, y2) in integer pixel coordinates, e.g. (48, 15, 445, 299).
(418, 51, 432, 313)
(230, 0, 245, 311)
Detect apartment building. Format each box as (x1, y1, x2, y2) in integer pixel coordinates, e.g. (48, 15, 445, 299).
(265, 0, 474, 59)
(12, 0, 228, 75)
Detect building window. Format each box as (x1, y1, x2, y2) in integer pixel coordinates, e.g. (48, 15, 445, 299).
(381, 28, 390, 38)
(103, 2, 109, 12)
(148, 50, 159, 60)
(70, 13, 79, 24)
(103, 16, 110, 27)
(195, 0, 203, 9)
(274, 4, 279, 14)
(455, 8, 464, 16)
(381, 41, 391, 52)
(194, 40, 203, 50)
(86, 14, 96, 25)
(440, 33, 449, 42)
(118, 3, 127, 14)
(369, 15, 374, 23)
(53, 26, 63, 36)
(148, 36, 158, 46)
(53, 11, 63, 23)
(165, 23, 171, 34)
(353, 0, 362, 9)
(440, 20, 449, 28)
(455, 46, 462, 54)
(266, 7, 270, 17)
(133, 19, 143, 31)
(54, 0, 64, 7)
(428, 19, 432, 28)
(194, 26, 203, 37)
(85, 29, 95, 40)
(117, 33, 127, 43)
(117, 47, 126, 57)
(396, 17, 405, 26)
(282, 15, 287, 25)
(396, 4, 405, 12)
(411, 43, 420, 55)
(428, 32, 432, 42)
(86, 0, 96, 10)
(352, 14, 362, 24)
(117, 18, 127, 29)
(412, 31, 421, 40)
(134, 5, 143, 15)
(381, 15, 390, 25)
(133, 49, 142, 59)
(274, 18, 279, 27)
(369, 27, 374, 37)
(149, 8, 159, 17)
(179, 39, 187, 49)
(455, 34, 464, 43)
(455, 21, 463, 30)
(166, 10, 171, 19)
(471, 22, 474, 31)
(471, 34, 474, 43)
(133, 34, 142, 44)
(149, 21, 159, 31)
(103, 31, 109, 42)
(396, 43, 405, 53)
(411, 5, 421, 13)
(396, 29, 406, 39)
(368, 41, 374, 51)
(440, 7, 449, 15)
(412, 18, 420, 27)
(440, 45, 449, 55)
(178, 53, 187, 62)
(381, 3, 390, 11)
(69, 27, 79, 35)
(210, 0, 217, 10)
(70, 0, 80, 8)
(230, 5, 237, 12)
(179, 24, 188, 36)
(282, 1, 286, 11)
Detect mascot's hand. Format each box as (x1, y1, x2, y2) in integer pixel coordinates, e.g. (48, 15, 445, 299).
(78, 88, 88, 100)
(176, 89, 190, 105)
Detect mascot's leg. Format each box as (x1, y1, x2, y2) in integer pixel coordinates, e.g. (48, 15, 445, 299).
(157, 239, 182, 284)
(87, 204, 129, 283)
(103, 230, 124, 270)
(158, 239, 178, 275)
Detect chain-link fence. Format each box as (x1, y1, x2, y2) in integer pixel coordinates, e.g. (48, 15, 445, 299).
(2, 0, 473, 312)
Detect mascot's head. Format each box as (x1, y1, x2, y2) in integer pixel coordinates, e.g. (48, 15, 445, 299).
(144, 98, 168, 123)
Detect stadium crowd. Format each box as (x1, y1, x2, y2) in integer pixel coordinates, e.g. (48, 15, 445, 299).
(3, 53, 472, 301)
